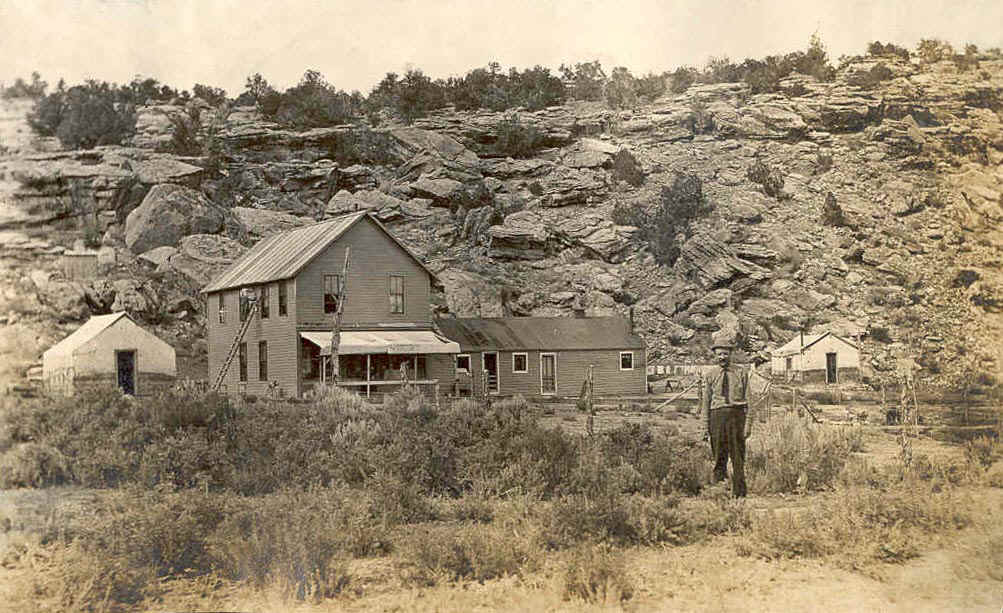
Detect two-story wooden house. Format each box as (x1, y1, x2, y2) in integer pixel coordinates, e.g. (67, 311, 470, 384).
(202, 211, 459, 398)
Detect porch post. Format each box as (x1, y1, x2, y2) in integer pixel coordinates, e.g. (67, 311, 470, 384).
(366, 354, 371, 398)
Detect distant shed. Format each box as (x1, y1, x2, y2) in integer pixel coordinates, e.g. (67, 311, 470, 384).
(771, 331, 860, 384)
(42, 312, 176, 396)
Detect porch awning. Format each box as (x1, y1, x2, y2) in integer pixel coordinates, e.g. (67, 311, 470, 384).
(300, 330, 460, 356)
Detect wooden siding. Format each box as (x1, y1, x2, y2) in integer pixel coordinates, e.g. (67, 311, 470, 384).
(296, 218, 431, 328)
(207, 281, 300, 397)
(458, 348, 646, 397)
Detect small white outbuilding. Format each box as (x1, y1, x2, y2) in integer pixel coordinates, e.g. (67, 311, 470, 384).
(42, 312, 176, 396)
(771, 331, 861, 385)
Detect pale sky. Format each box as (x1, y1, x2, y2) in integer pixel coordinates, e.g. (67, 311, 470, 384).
(1, 0, 1001, 95)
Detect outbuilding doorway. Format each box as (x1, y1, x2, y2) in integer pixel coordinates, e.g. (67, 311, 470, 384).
(482, 352, 499, 394)
(826, 352, 837, 384)
(116, 350, 136, 395)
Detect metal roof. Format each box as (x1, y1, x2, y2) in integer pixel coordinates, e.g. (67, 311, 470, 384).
(436, 317, 645, 352)
(300, 330, 460, 355)
(202, 212, 436, 294)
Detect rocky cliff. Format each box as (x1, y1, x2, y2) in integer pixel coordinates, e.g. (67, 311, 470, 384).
(1, 54, 1001, 390)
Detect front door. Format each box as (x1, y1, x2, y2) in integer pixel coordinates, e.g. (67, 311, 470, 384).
(826, 352, 837, 384)
(541, 353, 556, 395)
(482, 352, 499, 394)
(116, 350, 136, 395)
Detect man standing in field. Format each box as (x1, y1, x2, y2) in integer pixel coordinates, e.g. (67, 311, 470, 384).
(702, 332, 752, 498)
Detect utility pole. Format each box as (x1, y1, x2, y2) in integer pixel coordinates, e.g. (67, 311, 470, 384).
(329, 248, 350, 386)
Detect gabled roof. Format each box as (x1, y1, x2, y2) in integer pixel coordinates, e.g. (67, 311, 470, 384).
(43, 312, 131, 359)
(202, 211, 437, 294)
(773, 331, 859, 357)
(436, 317, 645, 352)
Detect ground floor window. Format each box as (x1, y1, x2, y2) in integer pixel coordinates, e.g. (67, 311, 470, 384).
(238, 343, 247, 381)
(456, 354, 471, 373)
(512, 352, 528, 373)
(619, 351, 634, 371)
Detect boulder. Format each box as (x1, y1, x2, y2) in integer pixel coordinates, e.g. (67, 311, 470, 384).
(110, 279, 157, 315)
(232, 207, 310, 239)
(437, 269, 506, 317)
(487, 211, 550, 259)
(687, 289, 733, 315)
(533, 166, 605, 207)
(676, 231, 771, 288)
(409, 177, 466, 204)
(32, 275, 90, 321)
(389, 128, 482, 171)
(125, 184, 225, 253)
(138, 246, 178, 268)
(326, 190, 363, 216)
(133, 158, 203, 186)
(564, 150, 610, 169)
(165, 234, 248, 286)
(663, 320, 696, 345)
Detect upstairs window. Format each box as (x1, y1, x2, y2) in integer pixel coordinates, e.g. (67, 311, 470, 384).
(278, 281, 288, 316)
(619, 351, 634, 371)
(513, 353, 528, 373)
(324, 274, 343, 314)
(389, 274, 405, 314)
(217, 293, 226, 324)
(239, 291, 251, 322)
(260, 284, 270, 319)
(456, 354, 471, 373)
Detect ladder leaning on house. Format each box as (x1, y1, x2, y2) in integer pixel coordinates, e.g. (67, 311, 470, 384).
(210, 293, 259, 392)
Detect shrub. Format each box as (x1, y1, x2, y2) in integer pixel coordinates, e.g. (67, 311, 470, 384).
(669, 66, 698, 93)
(0, 443, 70, 488)
(28, 80, 137, 148)
(746, 414, 859, 494)
(495, 116, 546, 158)
(747, 159, 785, 199)
(209, 488, 360, 599)
(867, 41, 911, 60)
(266, 69, 356, 128)
(561, 544, 633, 603)
(635, 72, 667, 102)
(611, 149, 645, 186)
(604, 66, 638, 110)
(821, 191, 847, 226)
(855, 62, 895, 88)
(740, 482, 971, 567)
(624, 172, 710, 266)
(559, 60, 607, 101)
(1, 71, 47, 99)
(325, 127, 397, 166)
(870, 326, 893, 343)
(192, 83, 227, 106)
(965, 435, 1003, 470)
(400, 522, 534, 585)
(368, 69, 448, 124)
(916, 38, 955, 64)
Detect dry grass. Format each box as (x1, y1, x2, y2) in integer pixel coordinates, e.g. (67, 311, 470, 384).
(2, 393, 999, 612)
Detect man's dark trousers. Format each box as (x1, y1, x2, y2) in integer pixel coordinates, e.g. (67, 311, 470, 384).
(710, 405, 747, 497)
